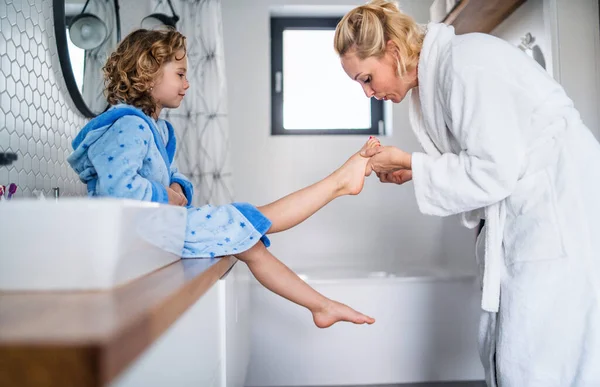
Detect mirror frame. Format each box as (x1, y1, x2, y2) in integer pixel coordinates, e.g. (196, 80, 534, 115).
(53, 0, 121, 118)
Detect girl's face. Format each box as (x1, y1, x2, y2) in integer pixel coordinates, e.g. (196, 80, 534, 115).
(151, 50, 190, 112)
(340, 43, 417, 104)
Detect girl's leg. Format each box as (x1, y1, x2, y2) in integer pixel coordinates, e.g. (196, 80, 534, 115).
(258, 137, 380, 234)
(235, 242, 375, 328)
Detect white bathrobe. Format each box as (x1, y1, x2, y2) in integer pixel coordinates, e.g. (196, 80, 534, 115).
(410, 23, 600, 386)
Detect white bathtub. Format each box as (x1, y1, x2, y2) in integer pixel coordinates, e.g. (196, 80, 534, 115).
(245, 265, 485, 386)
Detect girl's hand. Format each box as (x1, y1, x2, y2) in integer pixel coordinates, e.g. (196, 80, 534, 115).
(361, 145, 412, 176)
(168, 183, 188, 206)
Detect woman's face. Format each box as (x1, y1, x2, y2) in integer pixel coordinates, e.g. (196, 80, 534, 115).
(340, 43, 417, 104)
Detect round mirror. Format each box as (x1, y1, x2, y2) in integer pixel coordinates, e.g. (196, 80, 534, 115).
(54, 0, 121, 118)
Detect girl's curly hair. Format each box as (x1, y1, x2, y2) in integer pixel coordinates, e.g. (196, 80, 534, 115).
(103, 28, 187, 117)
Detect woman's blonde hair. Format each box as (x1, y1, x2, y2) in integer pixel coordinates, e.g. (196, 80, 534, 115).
(103, 28, 187, 117)
(334, 0, 425, 77)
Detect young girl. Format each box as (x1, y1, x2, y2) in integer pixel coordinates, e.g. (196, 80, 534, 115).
(68, 29, 378, 328)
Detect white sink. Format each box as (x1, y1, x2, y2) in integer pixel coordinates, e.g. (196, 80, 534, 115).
(0, 198, 187, 291)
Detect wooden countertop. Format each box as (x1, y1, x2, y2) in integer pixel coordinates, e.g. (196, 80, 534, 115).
(0, 256, 237, 387)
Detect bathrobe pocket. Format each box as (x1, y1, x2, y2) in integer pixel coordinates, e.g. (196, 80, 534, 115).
(503, 168, 566, 264)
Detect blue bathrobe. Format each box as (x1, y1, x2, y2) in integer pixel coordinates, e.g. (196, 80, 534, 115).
(67, 104, 271, 258)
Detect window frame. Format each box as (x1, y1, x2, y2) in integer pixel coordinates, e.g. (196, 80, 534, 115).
(270, 17, 385, 136)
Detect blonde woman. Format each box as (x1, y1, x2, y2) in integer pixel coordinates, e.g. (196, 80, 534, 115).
(335, 1, 600, 385)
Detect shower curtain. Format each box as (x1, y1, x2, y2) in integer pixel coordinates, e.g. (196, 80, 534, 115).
(151, 0, 234, 206)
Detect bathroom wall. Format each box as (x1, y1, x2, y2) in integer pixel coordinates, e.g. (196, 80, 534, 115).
(491, 0, 552, 75)
(220, 0, 477, 273)
(492, 0, 600, 139)
(0, 0, 88, 198)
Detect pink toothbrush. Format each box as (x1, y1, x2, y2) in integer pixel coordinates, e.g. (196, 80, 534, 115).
(0, 185, 4, 200)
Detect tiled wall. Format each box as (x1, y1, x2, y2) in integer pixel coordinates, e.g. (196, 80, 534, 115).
(0, 0, 88, 198)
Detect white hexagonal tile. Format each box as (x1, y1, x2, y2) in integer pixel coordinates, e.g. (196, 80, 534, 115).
(24, 84, 32, 103)
(24, 18, 34, 38)
(0, 53, 11, 75)
(32, 57, 41, 75)
(0, 94, 10, 115)
(21, 116, 32, 139)
(18, 133, 27, 152)
(38, 158, 47, 174)
(10, 59, 20, 79)
(41, 174, 51, 191)
(8, 166, 19, 186)
(31, 155, 39, 172)
(32, 89, 40, 106)
(10, 96, 19, 114)
(40, 61, 48, 79)
(52, 131, 60, 148)
(44, 113, 51, 128)
(36, 108, 44, 124)
(39, 126, 47, 143)
(6, 39, 16, 60)
(5, 76, 15, 97)
(18, 168, 28, 187)
(16, 81, 25, 102)
(44, 80, 52, 96)
(26, 171, 36, 190)
(0, 167, 8, 186)
(35, 140, 44, 158)
(20, 3, 30, 19)
(33, 25, 43, 44)
(11, 26, 21, 47)
(47, 160, 54, 177)
(20, 65, 29, 87)
(40, 95, 47, 112)
(5, 111, 16, 133)
(15, 11, 25, 33)
(9, 131, 20, 149)
(1, 19, 12, 41)
(23, 153, 31, 171)
(11, 150, 23, 170)
(20, 32, 29, 53)
(0, 127, 9, 150)
(31, 123, 40, 141)
(27, 137, 35, 156)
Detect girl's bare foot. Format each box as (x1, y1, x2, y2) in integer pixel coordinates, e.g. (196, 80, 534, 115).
(312, 299, 376, 328)
(333, 137, 381, 196)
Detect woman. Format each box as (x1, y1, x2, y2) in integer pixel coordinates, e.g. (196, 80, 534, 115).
(335, 1, 600, 386)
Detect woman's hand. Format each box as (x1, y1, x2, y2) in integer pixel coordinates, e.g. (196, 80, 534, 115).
(361, 145, 412, 176)
(376, 169, 413, 185)
(168, 183, 188, 206)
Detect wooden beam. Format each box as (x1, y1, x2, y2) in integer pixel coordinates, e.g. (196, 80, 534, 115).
(443, 0, 528, 35)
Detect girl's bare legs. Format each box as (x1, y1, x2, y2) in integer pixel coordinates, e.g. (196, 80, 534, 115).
(258, 137, 380, 234)
(235, 242, 375, 328)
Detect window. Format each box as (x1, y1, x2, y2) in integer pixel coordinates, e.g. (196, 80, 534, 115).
(271, 17, 385, 135)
